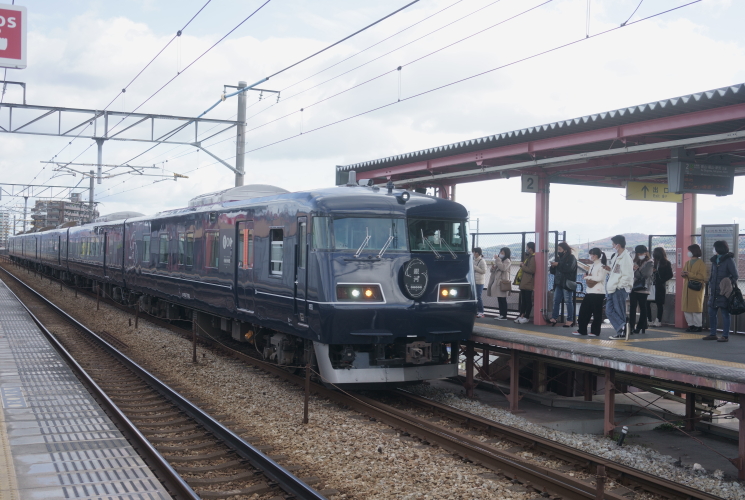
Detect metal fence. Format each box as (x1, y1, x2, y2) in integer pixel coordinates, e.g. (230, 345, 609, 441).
(471, 231, 562, 315)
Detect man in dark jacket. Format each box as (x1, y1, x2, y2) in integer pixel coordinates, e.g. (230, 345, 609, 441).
(703, 240, 739, 342)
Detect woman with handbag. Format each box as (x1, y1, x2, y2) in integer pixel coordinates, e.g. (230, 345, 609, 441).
(514, 242, 536, 324)
(489, 247, 512, 320)
(681, 244, 706, 332)
(549, 242, 578, 327)
(573, 248, 608, 337)
(647, 247, 674, 327)
(629, 245, 654, 334)
(703, 240, 739, 342)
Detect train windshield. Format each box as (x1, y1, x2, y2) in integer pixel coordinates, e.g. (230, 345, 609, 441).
(408, 219, 468, 254)
(313, 216, 407, 252)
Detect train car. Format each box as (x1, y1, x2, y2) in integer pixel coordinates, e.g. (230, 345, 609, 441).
(9, 182, 475, 386)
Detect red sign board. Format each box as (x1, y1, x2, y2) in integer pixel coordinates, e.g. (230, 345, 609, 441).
(0, 4, 26, 69)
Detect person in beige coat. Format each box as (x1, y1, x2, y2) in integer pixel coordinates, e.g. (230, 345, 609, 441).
(681, 243, 707, 332)
(514, 242, 536, 324)
(488, 247, 512, 320)
(473, 247, 487, 318)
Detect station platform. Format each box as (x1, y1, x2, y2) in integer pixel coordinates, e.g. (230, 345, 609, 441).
(472, 317, 745, 396)
(0, 280, 172, 500)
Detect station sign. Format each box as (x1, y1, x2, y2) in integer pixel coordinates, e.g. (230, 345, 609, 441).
(0, 4, 26, 69)
(521, 174, 539, 193)
(701, 224, 739, 273)
(668, 161, 734, 196)
(626, 181, 682, 203)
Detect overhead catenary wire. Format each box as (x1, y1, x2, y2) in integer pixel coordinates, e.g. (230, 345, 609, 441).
(96, 0, 700, 201)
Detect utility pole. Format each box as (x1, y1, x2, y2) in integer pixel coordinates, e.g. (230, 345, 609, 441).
(235, 81, 247, 187)
(89, 170, 94, 216)
(96, 138, 105, 185)
(22, 196, 28, 233)
(13, 215, 16, 236)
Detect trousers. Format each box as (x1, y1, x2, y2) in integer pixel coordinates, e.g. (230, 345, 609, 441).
(709, 305, 731, 338)
(684, 312, 702, 328)
(519, 289, 533, 317)
(629, 292, 649, 331)
(497, 297, 508, 318)
(647, 301, 663, 322)
(551, 286, 575, 321)
(476, 285, 484, 314)
(577, 294, 604, 334)
(606, 288, 628, 334)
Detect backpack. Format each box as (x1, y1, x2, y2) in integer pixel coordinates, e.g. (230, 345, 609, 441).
(728, 284, 745, 316)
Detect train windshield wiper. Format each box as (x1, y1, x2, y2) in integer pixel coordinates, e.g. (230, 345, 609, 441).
(439, 238, 457, 259)
(420, 229, 442, 259)
(355, 227, 371, 258)
(378, 229, 394, 258)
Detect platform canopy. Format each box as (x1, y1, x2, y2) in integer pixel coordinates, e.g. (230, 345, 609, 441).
(337, 83, 745, 190)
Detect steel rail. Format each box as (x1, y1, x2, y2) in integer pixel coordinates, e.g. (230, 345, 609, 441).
(392, 389, 724, 500)
(0, 265, 327, 500)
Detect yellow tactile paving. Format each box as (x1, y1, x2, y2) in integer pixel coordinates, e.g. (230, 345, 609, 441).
(0, 399, 20, 500)
(476, 323, 745, 370)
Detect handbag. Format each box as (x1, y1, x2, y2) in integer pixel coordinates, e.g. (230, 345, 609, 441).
(565, 279, 577, 291)
(586, 279, 598, 288)
(687, 280, 703, 291)
(632, 278, 647, 292)
(499, 279, 512, 292)
(728, 284, 745, 315)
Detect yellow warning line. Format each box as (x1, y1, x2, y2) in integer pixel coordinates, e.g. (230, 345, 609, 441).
(475, 323, 745, 370)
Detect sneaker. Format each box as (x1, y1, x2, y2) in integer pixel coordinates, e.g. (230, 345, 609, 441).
(495, 316, 507, 321)
(572, 331, 587, 336)
(588, 332, 599, 337)
(608, 334, 626, 340)
(517, 317, 530, 324)
(718, 337, 729, 342)
(702, 335, 718, 340)
(476, 313, 484, 318)
(514, 317, 522, 323)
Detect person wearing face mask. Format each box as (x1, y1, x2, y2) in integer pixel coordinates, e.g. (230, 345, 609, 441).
(703, 240, 739, 342)
(647, 247, 674, 327)
(681, 244, 706, 332)
(488, 247, 512, 320)
(573, 248, 608, 337)
(605, 235, 634, 340)
(629, 245, 654, 334)
(472, 247, 487, 318)
(549, 242, 578, 327)
(514, 242, 536, 324)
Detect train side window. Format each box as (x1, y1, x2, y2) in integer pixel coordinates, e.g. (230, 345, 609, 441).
(142, 234, 151, 262)
(178, 233, 185, 265)
(237, 222, 254, 270)
(186, 233, 194, 266)
(237, 228, 244, 269)
(270, 229, 283, 276)
(205, 231, 219, 269)
(298, 221, 307, 269)
(159, 234, 169, 264)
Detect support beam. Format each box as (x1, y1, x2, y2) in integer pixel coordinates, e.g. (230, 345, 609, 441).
(533, 175, 549, 325)
(96, 138, 104, 185)
(684, 392, 697, 432)
(675, 193, 696, 328)
(235, 80, 247, 187)
(737, 402, 745, 480)
(584, 372, 593, 402)
(509, 350, 522, 413)
(604, 368, 616, 436)
(532, 360, 546, 393)
(465, 341, 474, 398)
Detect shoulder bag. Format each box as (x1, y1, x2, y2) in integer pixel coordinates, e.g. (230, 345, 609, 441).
(500, 279, 512, 292)
(686, 262, 703, 291)
(728, 284, 745, 315)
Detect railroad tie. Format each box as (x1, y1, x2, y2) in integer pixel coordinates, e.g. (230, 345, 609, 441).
(195, 482, 271, 499)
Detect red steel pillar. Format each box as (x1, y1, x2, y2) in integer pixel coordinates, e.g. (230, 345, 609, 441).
(509, 350, 523, 413)
(533, 175, 550, 325)
(675, 193, 696, 328)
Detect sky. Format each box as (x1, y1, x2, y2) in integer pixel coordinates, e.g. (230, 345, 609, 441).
(1, 0, 744, 242)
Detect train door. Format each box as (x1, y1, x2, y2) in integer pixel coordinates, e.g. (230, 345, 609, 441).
(103, 232, 108, 276)
(294, 216, 309, 324)
(235, 220, 255, 313)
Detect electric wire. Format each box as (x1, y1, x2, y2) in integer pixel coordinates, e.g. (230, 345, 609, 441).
(621, 0, 644, 26)
(96, 0, 700, 201)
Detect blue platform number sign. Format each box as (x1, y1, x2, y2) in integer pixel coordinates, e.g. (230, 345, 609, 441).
(403, 258, 428, 299)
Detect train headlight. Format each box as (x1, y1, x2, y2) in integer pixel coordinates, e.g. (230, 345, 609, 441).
(336, 284, 384, 302)
(437, 284, 471, 302)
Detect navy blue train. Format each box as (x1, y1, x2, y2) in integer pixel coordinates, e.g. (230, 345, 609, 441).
(8, 182, 475, 385)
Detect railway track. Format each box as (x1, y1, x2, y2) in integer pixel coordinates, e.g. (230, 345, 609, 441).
(1, 258, 727, 500)
(0, 264, 327, 500)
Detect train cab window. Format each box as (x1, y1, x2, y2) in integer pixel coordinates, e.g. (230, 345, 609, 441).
(408, 219, 468, 254)
(205, 231, 219, 269)
(298, 221, 307, 269)
(142, 234, 151, 262)
(186, 232, 194, 266)
(270, 229, 283, 276)
(159, 234, 169, 264)
(238, 222, 254, 270)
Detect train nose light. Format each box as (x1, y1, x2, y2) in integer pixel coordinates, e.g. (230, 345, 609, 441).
(351, 289, 361, 298)
(438, 284, 471, 302)
(364, 289, 374, 298)
(441, 289, 449, 297)
(337, 284, 384, 302)
(449, 289, 458, 297)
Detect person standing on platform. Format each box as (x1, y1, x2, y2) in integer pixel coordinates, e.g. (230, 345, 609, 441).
(489, 247, 512, 320)
(647, 247, 674, 327)
(473, 247, 487, 318)
(573, 248, 608, 337)
(514, 242, 536, 324)
(549, 242, 578, 327)
(681, 244, 706, 332)
(703, 240, 739, 342)
(606, 235, 634, 340)
(629, 245, 654, 334)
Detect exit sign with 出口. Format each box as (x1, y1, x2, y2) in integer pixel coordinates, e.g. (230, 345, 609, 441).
(626, 181, 683, 203)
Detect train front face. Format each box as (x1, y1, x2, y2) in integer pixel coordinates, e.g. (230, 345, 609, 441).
(310, 187, 475, 386)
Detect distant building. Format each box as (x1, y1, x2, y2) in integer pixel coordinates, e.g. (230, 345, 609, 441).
(31, 194, 98, 230)
(0, 211, 9, 248)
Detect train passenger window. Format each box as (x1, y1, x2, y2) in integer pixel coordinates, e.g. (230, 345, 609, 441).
(142, 234, 151, 262)
(298, 221, 307, 269)
(205, 231, 219, 268)
(178, 233, 185, 265)
(270, 229, 283, 276)
(186, 233, 194, 266)
(159, 234, 169, 264)
(238, 222, 254, 270)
